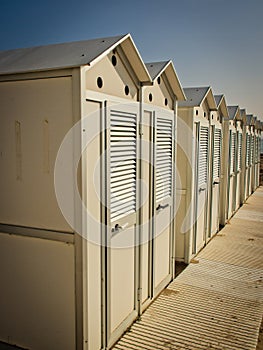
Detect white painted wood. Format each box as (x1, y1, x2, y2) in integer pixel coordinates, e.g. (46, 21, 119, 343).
(0, 233, 75, 350)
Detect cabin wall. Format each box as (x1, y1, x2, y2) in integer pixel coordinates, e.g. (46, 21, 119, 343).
(0, 76, 75, 232)
(0, 71, 82, 350)
(143, 77, 173, 109)
(0, 232, 75, 350)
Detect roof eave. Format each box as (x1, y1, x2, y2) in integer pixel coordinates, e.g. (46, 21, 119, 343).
(119, 34, 152, 83)
(202, 87, 217, 110)
(218, 95, 229, 119)
(165, 61, 186, 101)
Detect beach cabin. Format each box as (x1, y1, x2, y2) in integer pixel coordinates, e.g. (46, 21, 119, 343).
(176, 87, 217, 263)
(0, 34, 155, 350)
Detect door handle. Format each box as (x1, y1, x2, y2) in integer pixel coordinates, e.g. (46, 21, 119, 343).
(111, 222, 128, 234)
(156, 203, 169, 212)
(199, 187, 206, 193)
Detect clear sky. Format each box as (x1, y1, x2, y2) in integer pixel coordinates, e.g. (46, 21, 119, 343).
(0, 0, 262, 120)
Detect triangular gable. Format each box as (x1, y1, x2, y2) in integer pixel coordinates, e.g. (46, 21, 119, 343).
(214, 94, 229, 120)
(145, 61, 185, 101)
(246, 114, 254, 126)
(227, 106, 241, 121)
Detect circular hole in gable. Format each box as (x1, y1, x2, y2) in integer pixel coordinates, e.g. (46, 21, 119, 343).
(97, 77, 103, 88)
(112, 55, 117, 66)
(124, 85, 129, 95)
(164, 98, 168, 106)
(149, 93, 153, 102)
(157, 77, 161, 84)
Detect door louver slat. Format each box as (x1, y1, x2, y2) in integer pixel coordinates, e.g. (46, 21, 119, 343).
(156, 117, 173, 202)
(110, 110, 137, 222)
(213, 128, 221, 179)
(198, 126, 209, 186)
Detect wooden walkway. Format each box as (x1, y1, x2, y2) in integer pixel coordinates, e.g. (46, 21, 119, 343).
(112, 187, 263, 350)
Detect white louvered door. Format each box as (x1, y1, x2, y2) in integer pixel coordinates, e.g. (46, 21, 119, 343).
(153, 110, 174, 295)
(251, 134, 255, 192)
(230, 132, 236, 175)
(245, 132, 250, 199)
(213, 128, 221, 181)
(235, 131, 242, 210)
(237, 132, 242, 172)
(106, 103, 139, 348)
(195, 124, 209, 253)
(227, 130, 236, 218)
(211, 127, 221, 235)
(247, 133, 252, 195)
(251, 135, 255, 165)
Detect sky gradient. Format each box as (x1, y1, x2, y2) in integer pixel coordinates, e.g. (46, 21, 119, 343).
(0, 0, 262, 120)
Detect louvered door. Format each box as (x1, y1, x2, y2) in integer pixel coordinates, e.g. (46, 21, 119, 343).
(251, 134, 256, 191)
(245, 133, 251, 199)
(235, 131, 242, 210)
(251, 135, 255, 165)
(230, 132, 236, 175)
(246, 134, 250, 167)
(106, 104, 139, 348)
(210, 127, 221, 235)
(213, 128, 221, 181)
(153, 110, 174, 295)
(194, 124, 209, 253)
(237, 132, 242, 171)
(227, 130, 236, 218)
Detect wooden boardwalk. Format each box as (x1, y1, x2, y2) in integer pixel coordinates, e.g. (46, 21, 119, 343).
(112, 187, 263, 350)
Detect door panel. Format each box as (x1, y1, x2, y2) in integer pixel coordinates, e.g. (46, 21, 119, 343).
(246, 134, 251, 196)
(110, 225, 136, 333)
(235, 132, 242, 209)
(194, 124, 209, 253)
(141, 111, 153, 307)
(106, 104, 139, 347)
(228, 131, 236, 218)
(153, 112, 174, 295)
(211, 128, 221, 235)
(155, 208, 171, 286)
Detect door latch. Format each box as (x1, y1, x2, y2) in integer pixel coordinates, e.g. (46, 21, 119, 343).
(156, 203, 169, 212)
(199, 187, 206, 193)
(111, 223, 128, 234)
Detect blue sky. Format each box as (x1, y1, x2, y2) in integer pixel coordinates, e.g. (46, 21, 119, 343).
(0, 0, 262, 120)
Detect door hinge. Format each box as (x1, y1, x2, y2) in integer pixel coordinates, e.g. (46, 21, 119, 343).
(137, 288, 142, 301)
(139, 123, 143, 136)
